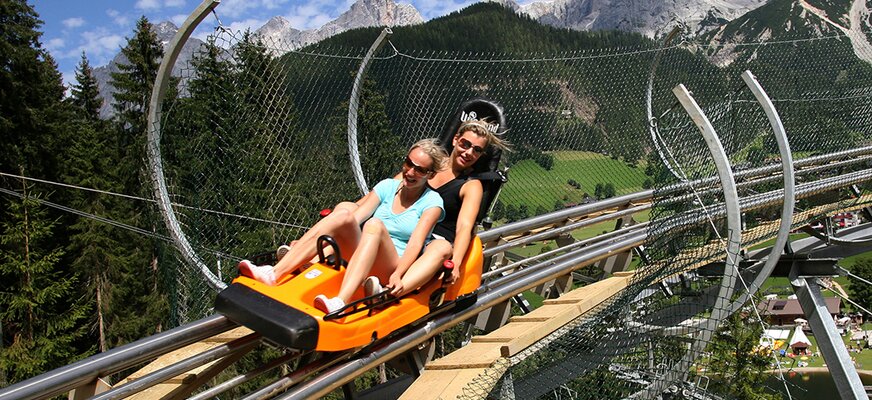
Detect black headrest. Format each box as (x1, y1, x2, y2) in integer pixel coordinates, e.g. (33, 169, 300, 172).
(438, 98, 507, 174)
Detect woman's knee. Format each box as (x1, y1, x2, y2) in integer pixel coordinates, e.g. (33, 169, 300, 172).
(328, 207, 357, 228)
(362, 218, 386, 235)
(427, 239, 453, 259)
(333, 201, 358, 213)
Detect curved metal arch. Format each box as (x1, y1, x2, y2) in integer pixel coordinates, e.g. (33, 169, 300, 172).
(147, 0, 225, 290)
(640, 84, 744, 398)
(646, 26, 685, 182)
(726, 70, 796, 314)
(347, 28, 392, 196)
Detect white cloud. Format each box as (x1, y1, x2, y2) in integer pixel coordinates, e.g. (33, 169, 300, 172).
(135, 0, 161, 10)
(191, 27, 214, 44)
(225, 18, 269, 34)
(261, 0, 292, 10)
(45, 38, 66, 53)
(219, 0, 260, 18)
(135, 0, 187, 10)
(284, 0, 337, 30)
(220, 0, 294, 18)
(62, 17, 85, 29)
(170, 14, 188, 26)
(70, 30, 125, 66)
(61, 70, 76, 96)
(107, 9, 130, 26)
(415, 0, 477, 19)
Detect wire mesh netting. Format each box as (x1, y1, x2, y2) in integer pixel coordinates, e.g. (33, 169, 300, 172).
(450, 35, 872, 400)
(149, 13, 872, 398)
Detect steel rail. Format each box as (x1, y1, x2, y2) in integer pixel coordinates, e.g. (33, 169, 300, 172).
(724, 70, 795, 316)
(90, 333, 262, 400)
(479, 191, 653, 243)
(146, 0, 225, 291)
(6, 164, 871, 400)
(640, 83, 743, 398)
(187, 351, 306, 400)
(346, 28, 392, 195)
(478, 145, 872, 247)
(277, 232, 647, 399)
(483, 203, 652, 257)
(482, 221, 650, 280)
(658, 144, 872, 195)
(483, 229, 647, 291)
(240, 351, 357, 400)
(0, 315, 236, 400)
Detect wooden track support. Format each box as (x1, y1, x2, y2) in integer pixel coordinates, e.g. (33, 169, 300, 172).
(400, 272, 633, 400)
(115, 326, 253, 400)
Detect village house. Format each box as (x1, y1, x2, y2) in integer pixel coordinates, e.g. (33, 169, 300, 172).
(758, 297, 841, 327)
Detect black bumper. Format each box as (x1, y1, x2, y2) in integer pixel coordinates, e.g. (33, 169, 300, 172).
(214, 283, 319, 350)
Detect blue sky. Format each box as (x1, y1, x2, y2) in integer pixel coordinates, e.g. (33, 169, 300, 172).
(33, 0, 535, 88)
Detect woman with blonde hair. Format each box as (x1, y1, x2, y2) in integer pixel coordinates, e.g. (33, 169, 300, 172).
(365, 119, 509, 298)
(239, 139, 448, 313)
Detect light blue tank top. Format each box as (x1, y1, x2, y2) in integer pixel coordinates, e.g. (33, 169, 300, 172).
(371, 178, 444, 256)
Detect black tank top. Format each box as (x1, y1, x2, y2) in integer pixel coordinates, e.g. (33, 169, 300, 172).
(432, 176, 472, 243)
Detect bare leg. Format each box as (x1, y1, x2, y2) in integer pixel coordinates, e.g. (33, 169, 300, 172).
(395, 240, 452, 297)
(273, 208, 361, 277)
(336, 218, 399, 303)
(303, 201, 361, 263)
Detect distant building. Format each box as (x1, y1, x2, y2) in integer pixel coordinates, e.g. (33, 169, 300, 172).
(833, 212, 859, 229)
(758, 297, 841, 327)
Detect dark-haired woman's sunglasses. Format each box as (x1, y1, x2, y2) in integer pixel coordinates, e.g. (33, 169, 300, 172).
(403, 156, 433, 175)
(457, 138, 485, 155)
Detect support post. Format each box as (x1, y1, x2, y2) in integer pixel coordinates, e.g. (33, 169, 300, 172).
(791, 275, 866, 399)
(535, 233, 575, 298)
(597, 207, 636, 275)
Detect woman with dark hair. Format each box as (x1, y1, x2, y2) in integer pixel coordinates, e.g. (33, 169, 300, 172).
(366, 120, 509, 297)
(238, 139, 448, 313)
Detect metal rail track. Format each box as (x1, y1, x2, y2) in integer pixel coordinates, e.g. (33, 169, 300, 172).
(2, 162, 871, 400)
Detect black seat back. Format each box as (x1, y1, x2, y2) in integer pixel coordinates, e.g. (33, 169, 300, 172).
(438, 98, 509, 223)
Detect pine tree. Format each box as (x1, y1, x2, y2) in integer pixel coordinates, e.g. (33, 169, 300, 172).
(0, 180, 90, 384)
(110, 16, 162, 189)
(64, 51, 123, 352)
(70, 52, 103, 121)
(0, 0, 66, 180)
(706, 310, 780, 400)
(106, 16, 169, 345)
(231, 32, 300, 253)
(848, 258, 872, 313)
(0, 1, 93, 381)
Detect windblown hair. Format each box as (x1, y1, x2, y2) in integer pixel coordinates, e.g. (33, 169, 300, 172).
(455, 119, 510, 151)
(410, 138, 448, 172)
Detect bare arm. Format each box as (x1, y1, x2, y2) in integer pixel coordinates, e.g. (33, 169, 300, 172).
(448, 180, 483, 282)
(355, 190, 381, 222)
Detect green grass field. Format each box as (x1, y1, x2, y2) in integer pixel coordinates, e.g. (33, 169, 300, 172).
(500, 151, 648, 211)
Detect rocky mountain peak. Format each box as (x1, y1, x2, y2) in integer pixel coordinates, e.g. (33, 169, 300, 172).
(255, 16, 302, 49)
(316, 0, 424, 38)
(519, 0, 769, 38)
(153, 21, 179, 43)
(483, 0, 520, 11)
(257, 0, 424, 52)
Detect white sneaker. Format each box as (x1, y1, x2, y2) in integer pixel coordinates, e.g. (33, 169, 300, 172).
(314, 294, 345, 313)
(276, 244, 292, 261)
(364, 276, 383, 298)
(238, 260, 277, 286)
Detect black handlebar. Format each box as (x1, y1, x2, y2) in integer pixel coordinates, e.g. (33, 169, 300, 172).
(316, 235, 342, 270)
